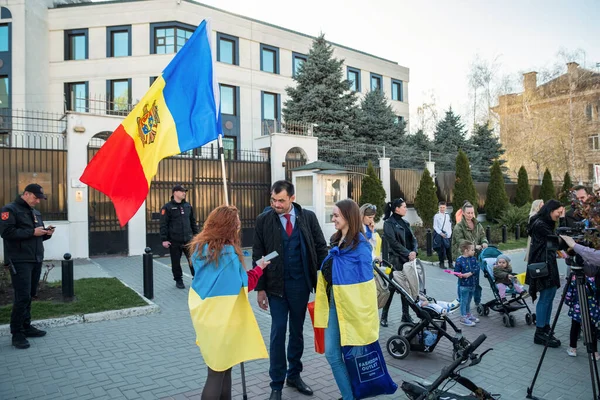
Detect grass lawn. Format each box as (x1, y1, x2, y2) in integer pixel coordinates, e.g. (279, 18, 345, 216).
(0, 278, 148, 324)
(417, 237, 528, 263)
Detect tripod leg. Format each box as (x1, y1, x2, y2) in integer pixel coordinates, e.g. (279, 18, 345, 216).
(575, 276, 600, 399)
(527, 280, 570, 399)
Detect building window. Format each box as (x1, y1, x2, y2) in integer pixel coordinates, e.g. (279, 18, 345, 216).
(65, 82, 88, 112)
(260, 44, 279, 74)
(150, 22, 195, 55)
(392, 79, 403, 101)
(262, 91, 280, 135)
(107, 79, 131, 115)
(370, 73, 382, 92)
(292, 52, 307, 77)
(0, 24, 8, 52)
(347, 67, 361, 92)
(220, 84, 236, 115)
(395, 116, 404, 125)
(150, 76, 158, 86)
(589, 135, 600, 151)
(223, 136, 237, 160)
(217, 33, 238, 65)
(64, 29, 88, 60)
(0, 7, 11, 19)
(587, 103, 594, 121)
(107, 25, 131, 57)
(589, 164, 596, 182)
(0, 75, 8, 109)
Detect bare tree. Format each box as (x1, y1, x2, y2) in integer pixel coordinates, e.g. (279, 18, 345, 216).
(415, 90, 439, 137)
(467, 53, 502, 126)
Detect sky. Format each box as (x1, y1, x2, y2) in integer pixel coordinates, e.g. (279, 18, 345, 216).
(194, 0, 600, 134)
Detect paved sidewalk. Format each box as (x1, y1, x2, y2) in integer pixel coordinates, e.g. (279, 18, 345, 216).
(0, 251, 596, 399)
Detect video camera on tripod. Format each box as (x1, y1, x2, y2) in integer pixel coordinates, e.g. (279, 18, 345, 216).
(553, 222, 599, 268)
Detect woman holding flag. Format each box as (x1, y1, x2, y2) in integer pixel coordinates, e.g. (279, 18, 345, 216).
(315, 199, 396, 399)
(187, 205, 270, 400)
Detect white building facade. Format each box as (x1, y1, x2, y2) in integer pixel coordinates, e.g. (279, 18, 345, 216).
(0, 0, 410, 259)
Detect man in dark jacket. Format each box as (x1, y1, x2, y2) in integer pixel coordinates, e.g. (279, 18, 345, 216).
(562, 185, 590, 228)
(252, 180, 328, 400)
(160, 185, 199, 289)
(0, 184, 54, 349)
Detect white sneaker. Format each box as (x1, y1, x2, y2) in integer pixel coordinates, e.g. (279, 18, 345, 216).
(448, 300, 460, 311)
(467, 313, 480, 323)
(567, 347, 577, 357)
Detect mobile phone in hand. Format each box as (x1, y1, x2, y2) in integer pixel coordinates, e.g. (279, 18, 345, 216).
(46, 225, 55, 230)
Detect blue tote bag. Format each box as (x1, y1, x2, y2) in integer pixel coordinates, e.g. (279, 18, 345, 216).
(342, 341, 397, 399)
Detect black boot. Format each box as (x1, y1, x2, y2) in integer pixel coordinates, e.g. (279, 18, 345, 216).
(438, 262, 445, 269)
(401, 314, 414, 323)
(534, 327, 560, 348)
(12, 333, 30, 349)
(544, 325, 561, 346)
(380, 309, 389, 327)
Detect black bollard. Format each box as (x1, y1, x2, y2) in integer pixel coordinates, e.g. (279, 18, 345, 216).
(515, 224, 521, 240)
(486, 225, 491, 243)
(426, 229, 433, 257)
(502, 225, 507, 243)
(62, 253, 74, 300)
(143, 247, 154, 300)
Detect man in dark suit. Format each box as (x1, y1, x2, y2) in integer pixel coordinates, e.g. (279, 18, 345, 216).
(253, 180, 328, 400)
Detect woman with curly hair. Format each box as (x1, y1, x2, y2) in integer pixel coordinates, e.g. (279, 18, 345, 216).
(188, 205, 270, 400)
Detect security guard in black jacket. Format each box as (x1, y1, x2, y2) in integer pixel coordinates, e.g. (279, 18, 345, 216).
(252, 180, 328, 400)
(0, 184, 54, 349)
(160, 185, 199, 289)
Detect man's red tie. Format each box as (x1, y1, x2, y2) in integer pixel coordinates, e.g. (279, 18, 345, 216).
(284, 214, 293, 237)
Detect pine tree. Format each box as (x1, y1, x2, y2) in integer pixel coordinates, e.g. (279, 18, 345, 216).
(515, 166, 533, 206)
(559, 171, 573, 206)
(355, 90, 405, 145)
(433, 108, 470, 172)
(359, 161, 386, 222)
(453, 149, 478, 221)
(414, 168, 439, 228)
(283, 34, 358, 141)
(539, 169, 556, 201)
(484, 160, 509, 221)
(469, 122, 506, 182)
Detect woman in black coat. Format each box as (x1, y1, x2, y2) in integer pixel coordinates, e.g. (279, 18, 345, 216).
(380, 198, 417, 327)
(525, 199, 564, 348)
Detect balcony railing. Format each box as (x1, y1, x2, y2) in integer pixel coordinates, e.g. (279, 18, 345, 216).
(261, 119, 315, 136)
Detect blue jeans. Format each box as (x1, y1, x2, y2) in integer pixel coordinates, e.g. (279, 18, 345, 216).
(456, 281, 481, 305)
(536, 286, 557, 328)
(325, 299, 355, 400)
(459, 286, 475, 316)
(267, 278, 310, 390)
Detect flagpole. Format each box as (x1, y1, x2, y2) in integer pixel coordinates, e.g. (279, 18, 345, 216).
(218, 134, 229, 206)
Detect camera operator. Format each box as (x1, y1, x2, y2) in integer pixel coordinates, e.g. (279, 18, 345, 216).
(559, 235, 600, 279)
(561, 185, 590, 229)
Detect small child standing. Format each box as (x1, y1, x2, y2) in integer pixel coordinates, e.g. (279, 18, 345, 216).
(493, 254, 527, 301)
(454, 240, 480, 327)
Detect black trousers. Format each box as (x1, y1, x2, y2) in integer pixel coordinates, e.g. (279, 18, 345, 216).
(169, 241, 193, 280)
(381, 285, 410, 317)
(9, 262, 42, 334)
(201, 367, 232, 400)
(436, 244, 453, 266)
(570, 319, 598, 351)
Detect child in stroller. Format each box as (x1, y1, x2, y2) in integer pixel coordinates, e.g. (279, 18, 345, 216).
(478, 246, 536, 328)
(375, 259, 467, 361)
(493, 254, 528, 301)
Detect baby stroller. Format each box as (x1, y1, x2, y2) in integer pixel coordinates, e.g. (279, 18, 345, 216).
(477, 246, 536, 328)
(374, 259, 471, 361)
(401, 334, 500, 399)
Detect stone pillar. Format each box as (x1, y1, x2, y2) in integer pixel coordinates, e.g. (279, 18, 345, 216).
(425, 161, 435, 178)
(379, 157, 391, 202)
(128, 201, 147, 256)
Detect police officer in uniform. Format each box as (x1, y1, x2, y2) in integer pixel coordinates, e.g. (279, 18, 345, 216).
(160, 185, 199, 289)
(0, 184, 54, 349)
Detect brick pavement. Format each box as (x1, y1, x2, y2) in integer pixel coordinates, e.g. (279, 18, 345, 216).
(0, 251, 596, 399)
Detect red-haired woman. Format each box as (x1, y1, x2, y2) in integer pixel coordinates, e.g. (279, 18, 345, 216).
(187, 205, 270, 400)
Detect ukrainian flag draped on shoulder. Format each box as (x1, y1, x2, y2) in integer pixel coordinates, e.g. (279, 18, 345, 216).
(314, 235, 379, 346)
(188, 244, 268, 372)
(80, 20, 222, 227)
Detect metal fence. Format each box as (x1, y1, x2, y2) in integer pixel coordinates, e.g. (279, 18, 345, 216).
(67, 95, 136, 116)
(145, 148, 271, 253)
(390, 168, 423, 205)
(0, 109, 68, 220)
(261, 119, 315, 136)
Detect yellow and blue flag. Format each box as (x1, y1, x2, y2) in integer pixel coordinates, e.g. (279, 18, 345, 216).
(314, 236, 379, 346)
(81, 19, 221, 227)
(188, 245, 268, 371)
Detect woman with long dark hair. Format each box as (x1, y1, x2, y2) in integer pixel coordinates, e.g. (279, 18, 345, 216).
(187, 205, 270, 400)
(380, 198, 417, 327)
(316, 199, 379, 400)
(526, 199, 564, 348)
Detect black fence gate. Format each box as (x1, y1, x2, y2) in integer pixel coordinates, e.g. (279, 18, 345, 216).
(88, 136, 128, 256)
(146, 147, 271, 255)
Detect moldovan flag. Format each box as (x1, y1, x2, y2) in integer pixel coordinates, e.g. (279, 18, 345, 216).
(80, 20, 222, 227)
(188, 245, 268, 371)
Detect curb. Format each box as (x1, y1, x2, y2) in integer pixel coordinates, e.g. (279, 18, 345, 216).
(0, 303, 160, 337)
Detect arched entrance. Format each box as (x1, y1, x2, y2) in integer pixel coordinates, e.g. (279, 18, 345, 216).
(87, 131, 128, 256)
(284, 147, 308, 181)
